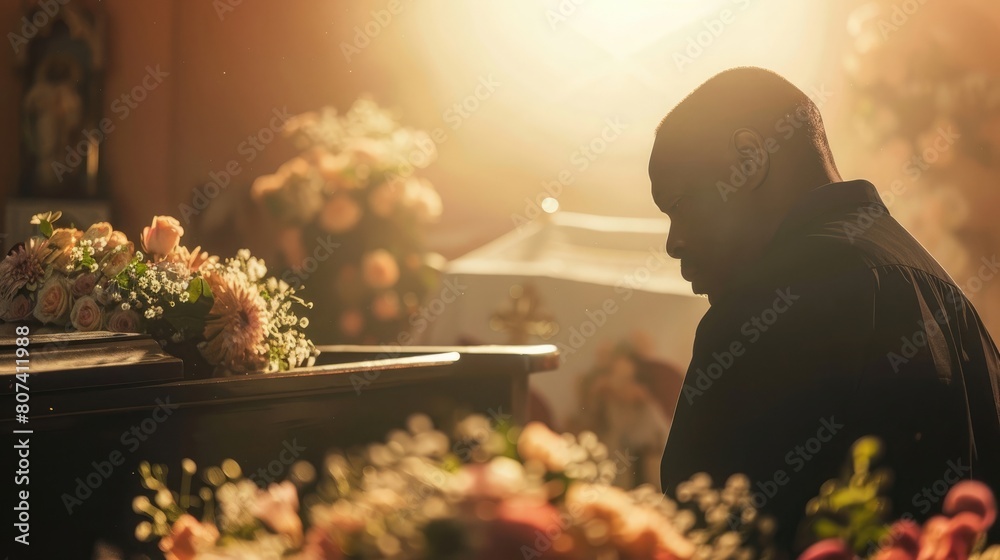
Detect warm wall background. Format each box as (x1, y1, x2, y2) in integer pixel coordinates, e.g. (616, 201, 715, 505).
(0, 0, 852, 255)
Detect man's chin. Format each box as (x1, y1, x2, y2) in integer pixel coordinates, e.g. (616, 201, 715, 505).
(689, 279, 714, 300)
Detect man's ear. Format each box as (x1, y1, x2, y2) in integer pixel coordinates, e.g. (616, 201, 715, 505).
(732, 128, 770, 190)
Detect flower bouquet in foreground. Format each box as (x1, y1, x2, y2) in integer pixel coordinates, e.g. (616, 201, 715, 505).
(0, 211, 318, 374)
(797, 437, 998, 560)
(135, 416, 778, 560)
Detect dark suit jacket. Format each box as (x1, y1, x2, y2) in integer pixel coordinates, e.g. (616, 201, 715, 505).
(660, 180, 1000, 553)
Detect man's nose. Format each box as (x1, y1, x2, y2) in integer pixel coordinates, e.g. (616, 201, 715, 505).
(666, 229, 685, 260)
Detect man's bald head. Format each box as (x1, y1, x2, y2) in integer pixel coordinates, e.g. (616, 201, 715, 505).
(648, 67, 841, 302)
(654, 67, 834, 170)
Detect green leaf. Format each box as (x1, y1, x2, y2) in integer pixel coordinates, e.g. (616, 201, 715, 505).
(39, 220, 53, 238)
(186, 277, 212, 304)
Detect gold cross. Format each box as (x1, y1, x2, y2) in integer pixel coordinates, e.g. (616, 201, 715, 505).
(489, 283, 560, 345)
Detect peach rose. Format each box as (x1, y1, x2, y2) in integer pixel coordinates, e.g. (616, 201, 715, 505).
(82, 222, 113, 255)
(318, 194, 362, 233)
(368, 181, 403, 218)
(160, 514, 219, 560)
(100, 244, 134, 279)
(517, 422, 571, 472)
(105, 308, 141, 333)
(71, 272, 97, 297)
(33, 276, 71, 325)
(48, 227, 82, 270)
(142, 216, 184, 258)
(340, 309, 364, 338)
(70, 296, 103, 332)
(314, 151, 354, 188)
(0, 294, 32, 322)
(105, 230, 128, 253)
(371, 291, 400, 321)
(361, 250, 399, 289)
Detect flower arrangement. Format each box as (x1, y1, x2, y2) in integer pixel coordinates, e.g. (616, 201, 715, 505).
(251, 97, 443, 345)
(135, 415, 778, 560)
(134, 418, 1000, 560)
(797, 437, 998, 560)
(0, 211, 318, 374)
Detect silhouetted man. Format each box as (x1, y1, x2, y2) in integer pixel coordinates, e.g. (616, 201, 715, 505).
(650, 67, 1000, 553)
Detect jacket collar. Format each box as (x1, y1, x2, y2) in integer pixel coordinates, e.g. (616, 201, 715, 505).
(772, 179, 888, 241)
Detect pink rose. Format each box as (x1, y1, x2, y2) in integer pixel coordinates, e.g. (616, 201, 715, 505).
(252, 481, 303, 547)
(943, 480, 996, 532)
(33, 277, 71, 325)
(482, 498, 579, 560)
(105, 308, 141, 333)
(160, 514, 219, 560)
(872, 520, 921, 560)
(70, 296, 103, 332)
(142, 216, 184, 258)
(318, 194, 362, 233)
(0, 294, 33, 322)
(361, 250, 399, 289)
(798, 539, 857, 560)
(301, 525, 345, 560)
(918, 514, 982, 560)
(71, 272, 97, 297)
